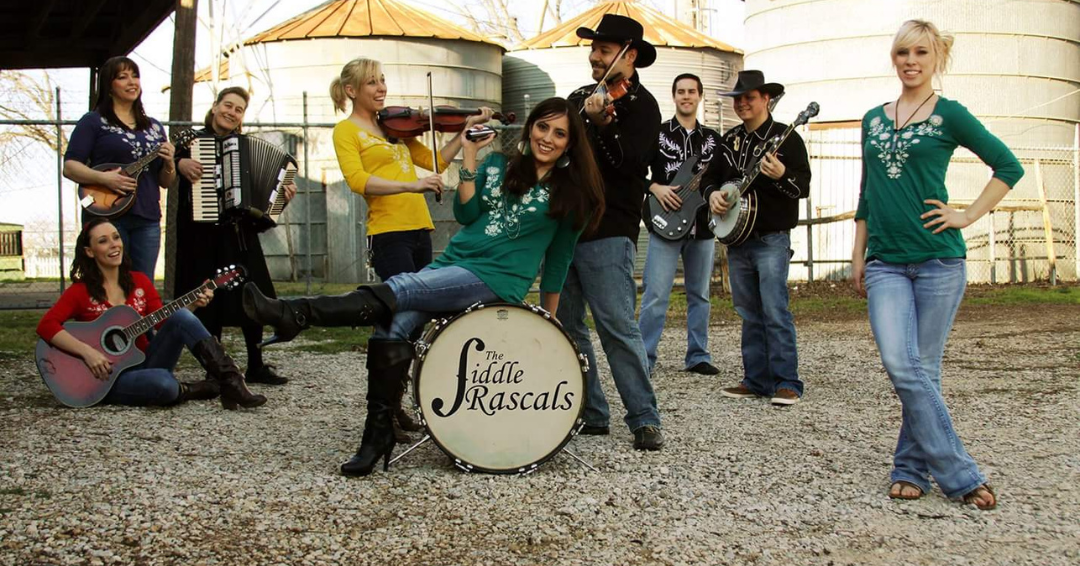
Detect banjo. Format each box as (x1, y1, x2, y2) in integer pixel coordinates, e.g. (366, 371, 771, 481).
(709, 101, 819, 246)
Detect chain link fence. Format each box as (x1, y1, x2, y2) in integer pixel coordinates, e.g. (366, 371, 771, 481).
(2, 106, 1077, 309)
(801, 126, 1080, 284)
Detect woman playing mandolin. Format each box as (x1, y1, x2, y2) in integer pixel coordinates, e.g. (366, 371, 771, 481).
(329, 57, 493, 438)
(63, 56, 176, 279)
(37, 218, 267, 410)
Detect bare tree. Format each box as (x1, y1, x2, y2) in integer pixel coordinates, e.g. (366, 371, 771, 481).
(0, 70, 66, 153)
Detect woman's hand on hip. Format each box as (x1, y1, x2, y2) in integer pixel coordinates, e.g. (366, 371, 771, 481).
(921, 199, 970, 234)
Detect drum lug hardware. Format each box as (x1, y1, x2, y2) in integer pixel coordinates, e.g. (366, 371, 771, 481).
(578, 353, 590, 373)
(415, 342, 430, 361)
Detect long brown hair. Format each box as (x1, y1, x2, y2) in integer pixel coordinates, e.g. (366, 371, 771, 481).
(94, 56, 152, 131)
(204, 86, 250, 134)
(71, 218, 134, 304)
(502, 97, 605, 234)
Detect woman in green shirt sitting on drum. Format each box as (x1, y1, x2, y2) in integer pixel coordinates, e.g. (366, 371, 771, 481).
(243, 97, 604, 477)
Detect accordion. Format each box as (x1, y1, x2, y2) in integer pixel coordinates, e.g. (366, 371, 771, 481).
(190, 133, 298, 232)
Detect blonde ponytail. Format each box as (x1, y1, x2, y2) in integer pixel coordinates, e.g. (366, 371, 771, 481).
(329, 58, 382, 114)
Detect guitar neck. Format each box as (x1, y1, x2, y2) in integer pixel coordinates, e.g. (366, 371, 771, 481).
(741, 122, 799, 191)
(123, 142, 165, 177)
(122, 281, 216, 338)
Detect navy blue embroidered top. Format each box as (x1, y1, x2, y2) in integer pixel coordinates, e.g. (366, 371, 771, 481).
(65, 111, 168, 221)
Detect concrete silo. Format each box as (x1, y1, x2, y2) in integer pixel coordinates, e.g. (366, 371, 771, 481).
(743, 0, 1080, 282)
(191, 0, 505, 283)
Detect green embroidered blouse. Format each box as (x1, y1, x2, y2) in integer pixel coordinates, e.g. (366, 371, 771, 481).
(430, 153, 583, 303)
(856, 97, 1024, 264)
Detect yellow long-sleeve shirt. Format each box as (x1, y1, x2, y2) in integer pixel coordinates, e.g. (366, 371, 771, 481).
(332, 118, 447, 236)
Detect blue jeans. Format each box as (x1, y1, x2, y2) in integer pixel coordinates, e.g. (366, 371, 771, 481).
(865, 258, 986, 498)
(104, 309, 212, 406)
(371, 229, 433, 282)
(727, 232, 801, 396)
(556, 237, 660, 432)
(639, 235, 715, 372)
(373, 266, 500, 340)
(113, 214, 161, 279)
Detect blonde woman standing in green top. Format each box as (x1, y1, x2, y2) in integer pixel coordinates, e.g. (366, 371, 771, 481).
(243, 97, 605, 477)
(852, 20, 1023, 510)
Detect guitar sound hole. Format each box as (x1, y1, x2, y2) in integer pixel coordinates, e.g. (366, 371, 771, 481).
(102, 328, 130, 355)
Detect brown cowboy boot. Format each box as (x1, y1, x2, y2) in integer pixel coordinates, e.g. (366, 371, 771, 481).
(191, 337, 267, 410)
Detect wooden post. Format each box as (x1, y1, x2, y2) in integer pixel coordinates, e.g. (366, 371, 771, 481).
(1035, 159, 1057, 285)
(164, 0, 198, 299)
(988, 211, 996, 285)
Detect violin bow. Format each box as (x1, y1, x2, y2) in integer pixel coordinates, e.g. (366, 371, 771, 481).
(426, 71, 442, 203)
(580, 40, 633, 115)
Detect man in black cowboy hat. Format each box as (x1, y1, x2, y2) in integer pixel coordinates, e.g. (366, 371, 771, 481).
(561, 14, 664, 451)
(703, 70, 811, 406)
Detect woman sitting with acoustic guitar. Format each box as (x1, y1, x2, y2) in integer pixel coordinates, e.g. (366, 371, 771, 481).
(37, 217, 267, 409)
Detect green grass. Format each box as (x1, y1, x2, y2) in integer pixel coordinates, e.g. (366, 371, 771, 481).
(965, 284, 1080, 306)
(0, 311, 45, 360)
(3, 284, 1076, 359)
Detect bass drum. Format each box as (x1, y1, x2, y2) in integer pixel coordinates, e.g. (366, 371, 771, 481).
(413, 303, 587, 474)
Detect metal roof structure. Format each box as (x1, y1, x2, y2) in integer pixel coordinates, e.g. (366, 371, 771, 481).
(0, 0, 176, 69)
(516, 0, 741, 53)
(242, 0, 501, 47)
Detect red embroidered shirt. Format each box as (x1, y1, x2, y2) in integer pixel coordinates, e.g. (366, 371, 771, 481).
(37, 272, 163, 352)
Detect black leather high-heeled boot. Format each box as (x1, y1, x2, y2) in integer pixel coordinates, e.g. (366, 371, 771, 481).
(242, 283, 397, 347)
(341, 340, 414, 477)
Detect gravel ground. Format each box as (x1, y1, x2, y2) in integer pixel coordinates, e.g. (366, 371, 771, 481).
(1, 304, 1078, 566)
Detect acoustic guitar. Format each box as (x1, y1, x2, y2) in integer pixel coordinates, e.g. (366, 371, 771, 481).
(709, 102, 819, 246)
(76, 129, 198, 220)
(35, 266, 244, 408)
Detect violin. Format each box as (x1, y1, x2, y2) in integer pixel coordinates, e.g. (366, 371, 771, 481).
(596, 74, 632, 117)
(377, 106, 516, 139)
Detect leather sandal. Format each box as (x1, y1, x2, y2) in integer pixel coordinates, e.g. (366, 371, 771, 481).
(888, 481, 924, 500)
(962, 484, 997, 510)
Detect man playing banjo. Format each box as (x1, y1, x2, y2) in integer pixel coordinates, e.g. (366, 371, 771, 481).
(703, 70, 811, 406)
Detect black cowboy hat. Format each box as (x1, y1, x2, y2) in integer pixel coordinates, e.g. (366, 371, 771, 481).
(576, 14, 657, 69)
(718, 70, 785, 98)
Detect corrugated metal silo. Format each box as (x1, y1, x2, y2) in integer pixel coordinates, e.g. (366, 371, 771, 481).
(504, 0, 744, 134)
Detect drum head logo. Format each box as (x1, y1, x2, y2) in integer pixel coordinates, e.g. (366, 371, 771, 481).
(416, 306, 585, 472)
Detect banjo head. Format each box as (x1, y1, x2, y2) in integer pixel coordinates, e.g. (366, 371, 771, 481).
(709, 193, 743, 240)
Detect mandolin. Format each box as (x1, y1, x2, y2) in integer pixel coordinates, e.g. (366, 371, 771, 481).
(76, 129, 198, 220)
(35, 266, 244, 408)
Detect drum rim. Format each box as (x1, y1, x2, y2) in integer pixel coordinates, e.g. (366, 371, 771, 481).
(412, 301, 586, 474)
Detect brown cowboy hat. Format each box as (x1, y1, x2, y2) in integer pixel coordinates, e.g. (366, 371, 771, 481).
(718, 70, 785, 98)
(576, 14, 657, 69)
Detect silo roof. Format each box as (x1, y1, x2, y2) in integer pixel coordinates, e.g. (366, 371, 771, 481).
(516, 0, 741, 54)
(243, 0, 503, 49)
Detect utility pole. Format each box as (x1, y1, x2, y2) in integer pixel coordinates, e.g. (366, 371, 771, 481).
(165, 0, 199, 298)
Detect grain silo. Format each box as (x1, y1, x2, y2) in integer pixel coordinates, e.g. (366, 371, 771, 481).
(742, 0, 1080, 282)
(190, 0, 505, 283)
(503, 0, 743, 134)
